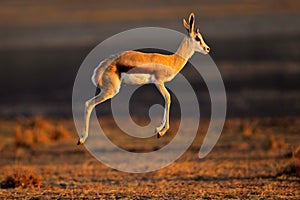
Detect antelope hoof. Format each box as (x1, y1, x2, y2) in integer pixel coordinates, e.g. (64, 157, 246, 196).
(77, 138, 83, 145)
(155, 125, 170, 138)
(157, 132, 162, 138)
(155, 128, 163, 138)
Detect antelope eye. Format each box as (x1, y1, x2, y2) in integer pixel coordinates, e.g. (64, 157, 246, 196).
(195, 36, 200, 41)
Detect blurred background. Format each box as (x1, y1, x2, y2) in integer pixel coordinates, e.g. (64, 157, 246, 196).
(0, 0, 299, 118)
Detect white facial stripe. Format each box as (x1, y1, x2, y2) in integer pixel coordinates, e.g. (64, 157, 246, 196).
(200, 37, 208, 49)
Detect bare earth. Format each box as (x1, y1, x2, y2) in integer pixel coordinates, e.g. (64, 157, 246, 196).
(0, 117, 299, 199)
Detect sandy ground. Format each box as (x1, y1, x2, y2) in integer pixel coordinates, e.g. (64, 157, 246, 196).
(0, 117, 299, 199)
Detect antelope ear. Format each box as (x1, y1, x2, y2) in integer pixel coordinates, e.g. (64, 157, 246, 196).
(183, 18, 190, 32)
(188, 12, 195, 33)
(196, 27, 200, 33)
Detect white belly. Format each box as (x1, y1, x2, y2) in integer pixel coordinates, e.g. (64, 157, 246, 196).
(121, 73, 156, 85)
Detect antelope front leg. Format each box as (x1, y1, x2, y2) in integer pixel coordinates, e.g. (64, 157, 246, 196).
(155, 83, 171, 138)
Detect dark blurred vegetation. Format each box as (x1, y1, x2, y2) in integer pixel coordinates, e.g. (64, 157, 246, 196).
(0, 0, 299, 117)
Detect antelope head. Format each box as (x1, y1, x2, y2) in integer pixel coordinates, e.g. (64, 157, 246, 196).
(183, 13, 210, 55)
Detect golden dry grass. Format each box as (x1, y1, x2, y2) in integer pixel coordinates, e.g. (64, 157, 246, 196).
(0, 117, 299, 199)
(14, 116, 72, 148)
(0, 166, 41, 189)
(277, 156, 300, 177)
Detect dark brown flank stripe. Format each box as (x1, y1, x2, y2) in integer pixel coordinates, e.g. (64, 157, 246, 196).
(116, 64, 153, 77)
(116, 64, 135, 73)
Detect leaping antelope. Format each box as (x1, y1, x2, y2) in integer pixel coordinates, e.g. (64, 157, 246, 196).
(78, 12, 210, 145)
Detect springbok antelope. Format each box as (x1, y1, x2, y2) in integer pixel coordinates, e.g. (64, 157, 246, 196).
(78, 12, 210, 145)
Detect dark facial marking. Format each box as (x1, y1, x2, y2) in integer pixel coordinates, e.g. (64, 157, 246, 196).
(195, 35, 202, 45)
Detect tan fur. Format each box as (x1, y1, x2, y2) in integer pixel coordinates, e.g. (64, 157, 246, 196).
(78, 12, 210, 144)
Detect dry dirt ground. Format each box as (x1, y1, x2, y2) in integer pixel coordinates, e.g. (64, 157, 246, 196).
(0, 117, 299, 199)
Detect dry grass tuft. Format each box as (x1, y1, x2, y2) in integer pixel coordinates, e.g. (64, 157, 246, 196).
(277, 146, 300, 177)
(284, 145, 300, 159)
(0, 167, 41, 189)
(15, 126, 34, 148)
(241, 120, 254, 139)
(277, 159, 300, 177)
(265, 134, 287, 150)
(242, 118, 261, 139)
(50, 125, 71, 141)
(14, 116, 72, 148)
(293, 145, 300, 159)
